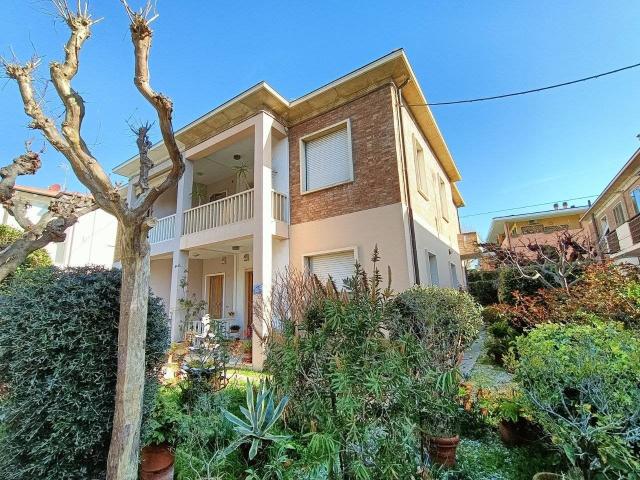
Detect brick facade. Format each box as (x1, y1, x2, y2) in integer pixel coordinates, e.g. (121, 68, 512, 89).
(288, 86, 401, 225)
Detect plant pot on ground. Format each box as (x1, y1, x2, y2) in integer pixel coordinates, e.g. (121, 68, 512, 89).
(427, 435, 460, 467)
(241, 339, 252, 363)
(498, 418, 541, 446)
(140, 444, 174, 480)
(532, 473, 563, 480)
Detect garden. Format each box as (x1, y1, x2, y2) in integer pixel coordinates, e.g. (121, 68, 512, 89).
(0, 245, 638, 479)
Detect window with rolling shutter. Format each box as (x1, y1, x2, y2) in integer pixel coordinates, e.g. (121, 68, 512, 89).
(307, 250, 355, 289)
(300, 121, 353, 193)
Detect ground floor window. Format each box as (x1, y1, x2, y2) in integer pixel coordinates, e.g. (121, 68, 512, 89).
(306, 249, 356, 289)
(426, 251, 439, 286)
(450, 262, 459, 288)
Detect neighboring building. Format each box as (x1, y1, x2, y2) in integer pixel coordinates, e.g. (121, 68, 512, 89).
(112, 50, 467, 366)
(0, 184, 118, 268)
(581, 147, 640, 264)
(486, 203, 589, 255)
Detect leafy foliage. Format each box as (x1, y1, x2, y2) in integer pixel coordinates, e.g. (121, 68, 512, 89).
(0, 266, 170, 479)
(466, 268, 499, 306)
(516, 320, 640, 479)
(222, 379, 290, 461)
(0, 224, 52, 274)
(497, 267, 546, 305)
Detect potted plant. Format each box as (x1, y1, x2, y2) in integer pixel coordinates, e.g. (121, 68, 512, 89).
(423, 370, 463, 466)
(492, 393, 540, 446)
(140, 387, 183, 479)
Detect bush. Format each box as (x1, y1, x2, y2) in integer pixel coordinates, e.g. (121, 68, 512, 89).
(387, 285, 483, 370)
(0, 266, 170, 479)
(265, 259, 419, 479)
(497, 267, 545, 305)
(516, 320, 640, 479)
(0, 224, 52, 274)
(466, 269, 499, 306)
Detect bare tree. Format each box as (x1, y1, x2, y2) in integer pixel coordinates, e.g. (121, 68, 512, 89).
(3, 1, 184, 477)
(479, 230, 597, 292)
(0, 145, 94, 281)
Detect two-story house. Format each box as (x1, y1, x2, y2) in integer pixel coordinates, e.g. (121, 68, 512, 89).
(582, 147, 640, 264)
(113, 50, 466, 367)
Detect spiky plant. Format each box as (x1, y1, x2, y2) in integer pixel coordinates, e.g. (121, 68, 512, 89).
(222, 379, 290, 461)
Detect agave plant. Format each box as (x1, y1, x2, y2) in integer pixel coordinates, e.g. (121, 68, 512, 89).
(222, 379, 290, 460)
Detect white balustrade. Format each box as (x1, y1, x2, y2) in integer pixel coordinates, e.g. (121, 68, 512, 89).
(183, 189, 254, 235)
(148, 214, 176, 244)
(272, 191, 289, 222)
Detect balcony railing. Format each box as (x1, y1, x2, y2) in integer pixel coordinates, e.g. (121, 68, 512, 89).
(272, 191, 288, 222)
(148, 189, 290, 243)
(183, 189, 254, 235)
(149, 214, 175, 244)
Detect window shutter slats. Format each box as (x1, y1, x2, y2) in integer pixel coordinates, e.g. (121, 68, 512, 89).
(304, 126, 350, 191)
(309, 250, 355, 288)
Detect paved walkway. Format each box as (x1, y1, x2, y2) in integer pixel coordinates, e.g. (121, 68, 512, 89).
(460, 328, 486, 377)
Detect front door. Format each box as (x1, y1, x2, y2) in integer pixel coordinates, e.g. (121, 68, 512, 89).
(245, 270, 253, 335)
(208, 275, 224, 319)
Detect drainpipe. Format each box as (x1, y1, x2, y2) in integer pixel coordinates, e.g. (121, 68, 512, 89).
(394, 79, 421, 285)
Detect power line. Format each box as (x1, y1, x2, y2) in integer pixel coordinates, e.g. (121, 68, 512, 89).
(460, 194, 598, 218)
(407, 61, 640, 106)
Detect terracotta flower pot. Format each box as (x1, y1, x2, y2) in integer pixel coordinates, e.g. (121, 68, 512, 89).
(140, 444, 174, 480)
(428, 435, 460, 466)
(532, 473, 562, 480)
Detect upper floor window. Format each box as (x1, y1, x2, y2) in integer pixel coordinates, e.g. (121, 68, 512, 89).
(612, 202, 626, 227)
(438, 176, 449, 221)
(300, 120, 353, 194)
(631, 187, 640, 216)
(414, 141, 428, 199)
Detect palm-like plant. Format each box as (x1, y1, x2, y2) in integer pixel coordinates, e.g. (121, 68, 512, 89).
(222, 379, 290, 461)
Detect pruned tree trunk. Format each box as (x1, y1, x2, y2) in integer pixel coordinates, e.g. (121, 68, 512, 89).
(107, 221, 153, 478)
(3, 2, 186, 478)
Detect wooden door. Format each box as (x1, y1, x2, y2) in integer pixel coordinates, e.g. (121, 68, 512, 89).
(208, 275, 224, 319)
(245, 271, 253, 334)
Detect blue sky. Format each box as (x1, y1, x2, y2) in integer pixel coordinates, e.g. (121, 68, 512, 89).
(1, 1, 639, 237)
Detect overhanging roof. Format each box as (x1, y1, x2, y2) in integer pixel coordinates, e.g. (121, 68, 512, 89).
(580, 147, 640, 221)
(113, 50, 463, 191)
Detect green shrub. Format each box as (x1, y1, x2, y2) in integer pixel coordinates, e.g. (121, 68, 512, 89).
(497, 267, 545, 305)
(0, 224, 52, 274)
(431, 435, 560, 480)
(388, 285, 483, 370)
(265, 259, 419, 479)
(516, 320, 640, 479)
(466, 269, 499, 306)
(0, 266, 170, 480)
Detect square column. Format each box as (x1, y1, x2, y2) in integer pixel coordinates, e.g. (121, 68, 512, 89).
(168, 158, 194, 340)
(251, 113, 274, 369)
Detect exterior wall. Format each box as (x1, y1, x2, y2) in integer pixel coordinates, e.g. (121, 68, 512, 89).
(400, 106, 461, 251)
(288, 86, 401, 225)
(414, 216, 464, 288)
(498, 211, 586, 248)
(152, 185, 177, 219)
(150, 258, 172, 314)
(57, 209, 118, 268)
(597, 176, 640, 232)
(289, 203, 410, 291)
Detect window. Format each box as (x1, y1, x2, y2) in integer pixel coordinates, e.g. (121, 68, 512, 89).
(414, 142, 428, 199)
(438, 176, 449, 221)
(306, 249, 355, 289)
(600, 215, 609, 235)
(612, 203, 626, 227)
(449, 262, 459, 289)
(300, 120, 353, 193)
(631, 187, 640, 215)
(426, 251, 439, 286)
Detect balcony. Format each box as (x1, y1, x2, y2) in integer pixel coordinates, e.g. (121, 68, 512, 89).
(148, 189, 288, 246)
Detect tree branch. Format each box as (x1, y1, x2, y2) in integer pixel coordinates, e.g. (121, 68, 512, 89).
(122, 1, 184, 217)
(0, 147, 41, 203)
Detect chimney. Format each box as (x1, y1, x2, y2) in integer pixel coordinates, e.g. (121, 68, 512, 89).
(588, 200, 592, 207)
(48, 184, 61, 192)
(553, 203, 559, 210)
(562, 201, 568, 209)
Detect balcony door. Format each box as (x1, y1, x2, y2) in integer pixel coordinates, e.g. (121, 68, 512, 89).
(207, 274, 224, 320)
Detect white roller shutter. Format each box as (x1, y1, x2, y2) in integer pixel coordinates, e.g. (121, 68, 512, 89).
(304, 125, 351, 191)
(308, 250, 355, 288)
